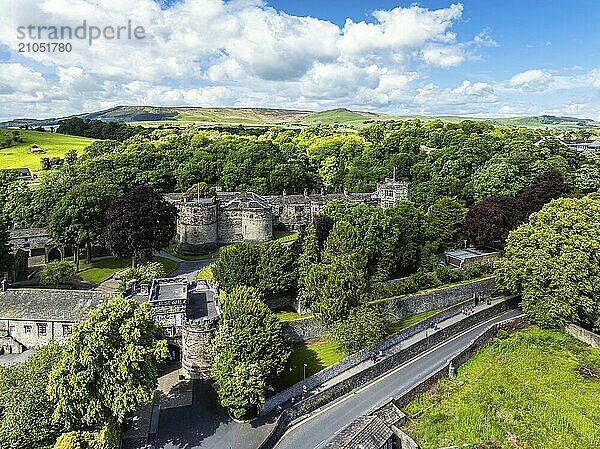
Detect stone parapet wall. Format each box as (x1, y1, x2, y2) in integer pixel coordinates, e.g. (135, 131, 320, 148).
(374, 277, 496, 320)
(565, 324, 600, 348)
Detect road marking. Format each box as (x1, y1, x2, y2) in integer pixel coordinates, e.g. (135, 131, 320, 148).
(275, 310, 522, 447)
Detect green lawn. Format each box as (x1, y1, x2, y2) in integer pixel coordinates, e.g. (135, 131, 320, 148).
(276, 338, 344, 391)
(274, 230, 299, 243)
(275, 310, 313, 322)
(165, 244, 220, 261)
(403, 327, 600, 449)
(385, 309, 442, 335)
(0, 130, 95, 171)
(195, 264, 214, 281)
(76, 258, 132, 284)
(76, 256, 179, 284)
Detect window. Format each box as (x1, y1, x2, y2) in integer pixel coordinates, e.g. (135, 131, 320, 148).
(9, 326, 16, 337)
(175, 313, 182, 327)
(62, 324, 71, 337)
(24, 325, 32, 334)
(37, 323, 47, 336)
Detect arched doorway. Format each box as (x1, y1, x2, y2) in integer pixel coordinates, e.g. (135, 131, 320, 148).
(167, 344, 181, 362)
(47, 247, 62, 262)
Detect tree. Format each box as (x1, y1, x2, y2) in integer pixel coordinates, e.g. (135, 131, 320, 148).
(302, 262, 369, 325)
(0, 218, 13, 275)
(39, 261, 76, 287)
(517, 170, 569, 218)
(117, 261, 166, 291)
(330, 305, 386, 355)
(183, 182, 214, 199)
(47, 297, 168, 428)
(212, 243, 261, 292)
(256, 242, 297, 295)
(495, 195, 600, 331)
(49, 182, 117, 269)
(466, 195, 523, 247)
(0, 344, 64, 449)
(102, 186, 176, 267)
(207, 286, 290, 418)
(425, 196, 466, 253)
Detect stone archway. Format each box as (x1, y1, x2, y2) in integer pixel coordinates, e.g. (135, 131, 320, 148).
(47, 247, 62, 262)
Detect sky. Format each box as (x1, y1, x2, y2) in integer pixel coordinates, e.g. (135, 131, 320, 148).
(0, 0, 599, 120)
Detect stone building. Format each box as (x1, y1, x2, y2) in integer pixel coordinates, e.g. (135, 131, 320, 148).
(168, 179, 411, 255)
(168, 192, 273, 255)
(0, 285, 111, 355)
(8, 228, 70, 279)
(147, 277, 221, 378)
(375, 178, 412, 208)
(443, 246, 502, 268)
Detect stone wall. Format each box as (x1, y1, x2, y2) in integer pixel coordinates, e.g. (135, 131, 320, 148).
(261, 295, 516, 415)
(280, 278, 496, 344)
(181, 317, 218, 379)
(282, 318, 327, 343)
(565, 324, 600, 348)
(241, 209, 273, 242)
(374, 277, 496, 320)
(0, 319, 73, 349)
(217, 209, 243, 244)
(175, 200, 218, 255)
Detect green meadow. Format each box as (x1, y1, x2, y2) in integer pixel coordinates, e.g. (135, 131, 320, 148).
(0, 130, 95, 172)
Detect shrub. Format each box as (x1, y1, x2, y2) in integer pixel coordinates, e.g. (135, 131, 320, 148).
(330, 305, 386, 355)
(39, 261, 75, 287)
(118, 261, 166, 291)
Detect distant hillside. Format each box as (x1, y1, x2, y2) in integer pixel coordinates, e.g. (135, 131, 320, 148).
(1, 106, 597, 130)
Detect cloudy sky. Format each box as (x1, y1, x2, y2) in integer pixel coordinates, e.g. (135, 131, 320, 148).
(1, 0, 599, 120)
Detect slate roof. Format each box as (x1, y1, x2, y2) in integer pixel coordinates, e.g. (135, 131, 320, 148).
(0, 288, 112, 322)
(9, 227, 50, 240)
(371, 401, 405, 427)
(326, 415, 393, 449)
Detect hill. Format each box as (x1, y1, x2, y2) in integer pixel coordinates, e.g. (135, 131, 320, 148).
(0, 106, 597, 130)
(0, 130, 96, 172)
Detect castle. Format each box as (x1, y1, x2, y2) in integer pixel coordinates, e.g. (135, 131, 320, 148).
(167, 178, 411, 255)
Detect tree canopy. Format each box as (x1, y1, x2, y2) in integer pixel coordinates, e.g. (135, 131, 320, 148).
(47, 297, 168, 428)
(102, 185, 176, 266)
(496, 195, 600, 331)
(207, 286, 290, 418)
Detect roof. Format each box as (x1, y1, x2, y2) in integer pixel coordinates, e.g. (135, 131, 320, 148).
(0, 288, 112, 322)
(326, 415, 392, 449)
(444, 246, 501, 261)
(371, 401, 405, 427)
(220, 192, 271, 210)
(150, 278, 188, 302)
(9, 227, 50, 239)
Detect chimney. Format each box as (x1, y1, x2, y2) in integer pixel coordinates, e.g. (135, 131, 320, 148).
(282, 189, 287, 197)
(1, 279, 7, 293)
(393, 167, 397, 181)
(304, 188, 308, 198)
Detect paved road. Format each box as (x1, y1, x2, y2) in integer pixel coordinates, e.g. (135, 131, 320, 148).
(157, 251, 217, 282)
(275, 309, 522, 449)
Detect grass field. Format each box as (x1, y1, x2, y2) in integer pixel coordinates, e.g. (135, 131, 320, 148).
(274, 230, 299, 243)
(385, 309, 442, 335)
(195, 264, 214, 281)
(277, 338, 344, 391)
(76, 256, 178, 284)
(403, 327, 600, 449)
(0, 130, 95, 171)
(76, 258, 132, 284)
(165, 244, 220, 261)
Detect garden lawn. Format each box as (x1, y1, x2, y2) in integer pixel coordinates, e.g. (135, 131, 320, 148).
(275, 310, 313, 322)
(165, 244, 220, 261)
(0, 130, 95, 171)
(385, 309, 441, 335)
(76, 256, 178, 284)
(273, 230, 299, 243)
(403, 327, 600, 449)
(276, 338, 343, 391)
(76, 258, 131, 284)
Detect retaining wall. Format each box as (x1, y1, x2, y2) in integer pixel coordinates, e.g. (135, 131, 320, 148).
(280, 277, 496, 344)
(374, 277, 495, 320)
(565, 324, 600, 348)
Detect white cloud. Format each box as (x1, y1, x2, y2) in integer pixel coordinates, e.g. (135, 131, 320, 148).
(509, 69, 554, 91)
